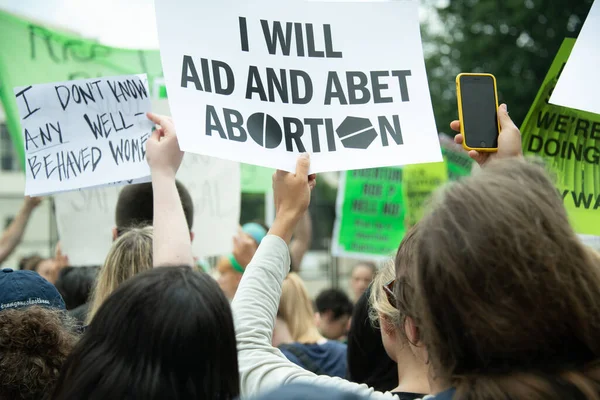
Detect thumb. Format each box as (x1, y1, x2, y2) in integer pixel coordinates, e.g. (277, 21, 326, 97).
(295, 153, 310, 176)
(497, 104, 516, 131)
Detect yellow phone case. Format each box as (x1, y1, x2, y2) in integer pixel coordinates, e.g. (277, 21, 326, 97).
(455, 73, 500, 153)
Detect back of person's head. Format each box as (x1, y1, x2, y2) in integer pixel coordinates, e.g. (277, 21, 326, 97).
(401, 158, 600, 399)
(52, 266, 239, 400)
(86, 227, 153, 323)
(315, 288, 353, 340)
(0, 306, 77, 400)
(55, 266, 99, 310)
(115, 181, 194, 233)
(347, 285, 397, 392)
(0, 269, 75, 400)
(278, 272, 321, 344)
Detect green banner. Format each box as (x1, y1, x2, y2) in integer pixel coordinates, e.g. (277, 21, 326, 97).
(402, 162, 449, 228)
(241, 164, 274, 193)
(0, 10, 164, 168)
(441, 137, 473, 180)
(333, 167, 405, 259)
(521, 38, 600, 235)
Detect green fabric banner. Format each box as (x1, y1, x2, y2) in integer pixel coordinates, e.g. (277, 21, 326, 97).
(521, 38, 600, 235)
(240, 164, 274, 193)
(0, 10, 164, 168)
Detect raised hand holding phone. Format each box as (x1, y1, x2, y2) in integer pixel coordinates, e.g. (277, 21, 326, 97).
(451, 103, 522, 167)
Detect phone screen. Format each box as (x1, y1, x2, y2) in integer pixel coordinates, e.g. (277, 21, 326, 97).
(458, 75, 499, 149)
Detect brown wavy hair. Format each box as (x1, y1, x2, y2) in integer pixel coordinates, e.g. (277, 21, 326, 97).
(398, 158, 600, 399)
(0, 306, 78, 400)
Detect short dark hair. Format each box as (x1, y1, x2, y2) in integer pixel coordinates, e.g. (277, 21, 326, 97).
(315, 289, 353, 320)
(115, 181, 194, 232)
(51, 266, 239, 400)
(0, 306, 77, 400)
(54, 266, 99, 310)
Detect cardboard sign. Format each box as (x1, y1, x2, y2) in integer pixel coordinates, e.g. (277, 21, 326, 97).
(14, 74, 153, 195)
(0, 10, 164, 169)
(550, 1, 600, 115)
(154, 0, 441, 173)
(521, 39, 600, 236)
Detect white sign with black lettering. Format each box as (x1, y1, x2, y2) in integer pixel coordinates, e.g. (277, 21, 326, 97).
(14, 74, 153, 196)
(155, 0, 441, 173)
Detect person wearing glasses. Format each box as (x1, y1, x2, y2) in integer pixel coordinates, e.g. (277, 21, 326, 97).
(369, 248, 428, 400)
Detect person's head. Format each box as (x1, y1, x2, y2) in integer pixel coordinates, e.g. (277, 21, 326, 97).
(350, 261, 376, 301)
(399, 158, 600, 397)
(278, 272, 322, 344)
(113, 181, 194, 240)
(52, 266, 239, 400)
(54, 266, 99, 310)
(19, 254, 40, 270)
(314, 288, 353, 340)
(22, 255, 58, 283)
(216, 256, 242, 300)
(0, 307, 78, 400)
(0, 269, 76, 400)
(86, 227, 153, 324)
(346, 285, 398, 392)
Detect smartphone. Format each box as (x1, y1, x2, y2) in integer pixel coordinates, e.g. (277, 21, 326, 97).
(456, 73, 500, 152)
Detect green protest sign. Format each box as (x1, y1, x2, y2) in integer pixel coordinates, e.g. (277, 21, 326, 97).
(332, 167, 405, 259)
(241, 164, 274, 193)
(402, 162, 448, 228)
(0, 10, 164, 168)
(440, 136, 473, 180)
(521, 38, 600, 236)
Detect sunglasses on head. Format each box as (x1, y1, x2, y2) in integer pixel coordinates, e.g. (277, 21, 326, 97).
(383, 279, 398, 309)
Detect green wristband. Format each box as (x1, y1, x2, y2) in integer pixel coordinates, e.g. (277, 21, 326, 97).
(228, 254, 245, 274)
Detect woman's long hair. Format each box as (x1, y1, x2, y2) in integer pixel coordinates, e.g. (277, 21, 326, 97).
(52, 266, 240, 400)
(278, 272, 322, 343)
(400, 158, 600, 399)
(86, 226, 153, 323)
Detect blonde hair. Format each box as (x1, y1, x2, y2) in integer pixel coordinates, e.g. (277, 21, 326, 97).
(278, 272, 322, 344)
(369, 261, 400, 328)
(86, 227, 153, 324)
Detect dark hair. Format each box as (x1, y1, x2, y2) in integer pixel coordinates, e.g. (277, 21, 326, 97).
(115, 181, 194, 232)
(21, 255, 43, 272)
(315, 289, 353, 320)
(346, 285, 397, 392)
(409, 158, 600, 399)
(54, 266, 99, 310)
(51, 266, 239, 400)
(0, 306, 78, 400)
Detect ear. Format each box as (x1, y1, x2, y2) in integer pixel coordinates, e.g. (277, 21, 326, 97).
(189, 231, 195, 243)
(112, 227, 118, 241)
(380, 315, 396, 338)
(404, 316, 420, 346)
(314, 312, 321, 327)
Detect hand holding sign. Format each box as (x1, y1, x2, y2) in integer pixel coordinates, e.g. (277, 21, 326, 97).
(146, 112, 184, 179)
(451, 104, 522, 167)
(270, 154, 317, 243)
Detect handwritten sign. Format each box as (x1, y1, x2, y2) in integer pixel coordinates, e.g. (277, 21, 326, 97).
(14, 74, 153, 196)
(54, 186, 121, 266)
(154, 0, 441, 173)
(0, 10, 164, 169)
(550, 1, 600, 115)
(521, 39, 600, 236)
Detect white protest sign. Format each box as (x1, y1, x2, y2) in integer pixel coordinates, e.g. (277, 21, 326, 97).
(15, 74, 153, 196)
(54, 187, 120, 266)
(550, 0, 600, 115)
(154, 0, 441, 173)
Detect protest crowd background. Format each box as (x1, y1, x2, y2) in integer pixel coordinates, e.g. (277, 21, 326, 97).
(0, 0, 600, 399)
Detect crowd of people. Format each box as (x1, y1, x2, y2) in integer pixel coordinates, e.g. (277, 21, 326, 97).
(1, 104, 600, 400)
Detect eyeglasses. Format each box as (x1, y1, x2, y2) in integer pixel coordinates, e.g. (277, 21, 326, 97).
(383, 279, 398, 309)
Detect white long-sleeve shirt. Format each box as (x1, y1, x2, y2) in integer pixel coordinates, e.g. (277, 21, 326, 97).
(231, 235, 399, 399)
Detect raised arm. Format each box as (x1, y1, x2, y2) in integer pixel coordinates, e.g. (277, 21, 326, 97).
(146, 113, 193, 267)
(0, 196, 41, 265)
(232, 154, 396, 399)
(289, 211, 312, 272)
